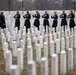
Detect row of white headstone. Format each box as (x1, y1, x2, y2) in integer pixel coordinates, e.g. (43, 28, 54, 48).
(1, 26, 26, 75)
(1, 24, 76, 75)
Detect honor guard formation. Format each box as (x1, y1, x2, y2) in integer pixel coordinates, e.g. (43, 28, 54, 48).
(0, 11, 75, 33)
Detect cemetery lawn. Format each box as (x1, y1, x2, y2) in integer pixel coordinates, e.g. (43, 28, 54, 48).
(0, 35, 76, 75)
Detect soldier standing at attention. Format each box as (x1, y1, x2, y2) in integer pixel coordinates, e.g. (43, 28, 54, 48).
(60, 11, 67, 31)
(33, 11, 40, 30)
(42, 11, 49, 32)
(23, 11, 31, 33)
(68, 11, 75, 31)
(0, 12, 6, 29)
(51, 12, 58, 32)
(14, 12, 21, 30)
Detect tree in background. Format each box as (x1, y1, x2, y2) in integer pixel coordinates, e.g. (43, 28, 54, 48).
(62, 0, 74, 10)
(0, 0, 76, 10)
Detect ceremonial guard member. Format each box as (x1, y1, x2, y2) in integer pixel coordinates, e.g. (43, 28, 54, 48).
(0, 12, 6, 29)
(68, 11, 75, 31)
(33, 11, 40, 30)
(23, 11, 31, 33)
(60, 11, 67, 31)
(51, 12, 58, 32)
(42, 11, 49, 32)
(14, 12, 21, 30)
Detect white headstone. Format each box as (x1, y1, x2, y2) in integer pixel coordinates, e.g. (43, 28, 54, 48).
(69, 35, 73, 48)
(28, 29, 30, 34)
(56, 39, 60, 54)
(37, 31, 40, 41)
(41, 57, 48, 75)
(10, 27, 13, 36)
(6, 51, 12, 73)
(10, 65, 20, 75)
(16, 34, 20, 47)
(68, 28, 70, 37)
(50, 41, 54, 56)
(2, 37, 6, 44)
(65, 30, 68, 37)
(46, 28, 48, 36)
(51, 54, 58, 75)
(44, 42, 48, 59)
(3, 42, 8, 59)
(53, 33, 57, 43)
(27, 46, 33, 62)
(22, 33, 25, 47)
(74, 35, 76, 48)
(74, 26, 76, 34)
(35, 27, 38, 35)
(34, 37, 37, 50)
(60, 51, 66, 74)
(13, 31, 16, 40)
(1, 29, 3, 33)
(19, 30, 21, 38)
(49, 34, 52, 41)
(70, 28, 73, 36)
(52, 28, 55, 33)
(45, 35, 48, 43)
(74, 46, 76, 67)
(5, 28, 8, 36)
(66, 37, 69, 50)
(17, 48, 23, 71)
(23, 28, 26, 35)
(61, 31, 64, 38)
(58, 32, 61, 40)
(20, 40, 25, 53)
(15, 27, 18, 34)
(68, 48, 73, 71)
(32, 32, 35, 42)
(61, 38, 65, 51)
(28, 60, 36, 75)
(28, 38, 31, 47)
(28, 32, 31, 38)
(10, 36, 13, 48)
(49, 28, 52, 34)
(12, 41, 17, 57)
(36, 44, 41, 63)
(7, 32, 10, 42)
(42, 29, 44, 38)
(1, 33, 5, 43)
(56, 27, 58, 33)
(40, 36, 43, 48)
